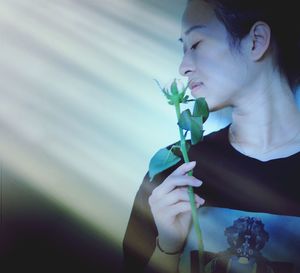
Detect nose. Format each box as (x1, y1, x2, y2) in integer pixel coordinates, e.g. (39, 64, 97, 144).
(179, 53, 195, 76)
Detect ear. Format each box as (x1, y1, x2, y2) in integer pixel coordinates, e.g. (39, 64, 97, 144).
(249, 21, 271, 61)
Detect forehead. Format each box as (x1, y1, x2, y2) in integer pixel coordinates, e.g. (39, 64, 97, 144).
(181, 0, 217, 36)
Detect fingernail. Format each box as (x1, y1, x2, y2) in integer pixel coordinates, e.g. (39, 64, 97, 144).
(194, 179, 202, 186)
(187, 161, 196, 166)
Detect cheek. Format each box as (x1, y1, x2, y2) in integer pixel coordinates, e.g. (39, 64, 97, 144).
(196, 47, 247, 91)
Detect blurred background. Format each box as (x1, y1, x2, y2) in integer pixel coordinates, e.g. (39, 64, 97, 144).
(1, 0, 297, 272)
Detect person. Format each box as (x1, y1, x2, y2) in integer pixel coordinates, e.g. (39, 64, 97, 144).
(122, 0, 300, 272)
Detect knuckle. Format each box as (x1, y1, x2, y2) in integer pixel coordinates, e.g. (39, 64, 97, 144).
(172, 189, 182, 200)
(178, 188, 188, 198)
(165, 177, 175, 187)
(184, 202, 192, 210)
(166, 173, 175, 181)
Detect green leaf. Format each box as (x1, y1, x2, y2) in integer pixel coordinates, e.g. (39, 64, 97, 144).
(170, 80, 179, 95)
(177, 109, 192, 130)
(193, 97, 209, 123)
(178, 91, 185, 101)
(190, 116, 204, 145)
(153, 79, 163, 90)
(148, 147, 181, 182)
(191, 122, 204, 145)
(182, 95, 189, 103)
(162, 89, 172, 101)
(178, 110, 204, 145)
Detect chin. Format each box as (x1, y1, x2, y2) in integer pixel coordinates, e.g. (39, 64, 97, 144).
(205, 98, 228, 112)
(190, 89, 229, 112)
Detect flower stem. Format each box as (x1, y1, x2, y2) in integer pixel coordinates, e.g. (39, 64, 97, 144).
(174, 100, 205, 273)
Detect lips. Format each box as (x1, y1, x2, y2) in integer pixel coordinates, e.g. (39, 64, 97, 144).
(189, 81, 203, 91)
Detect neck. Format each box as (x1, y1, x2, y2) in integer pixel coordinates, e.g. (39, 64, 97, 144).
(229, 72, 300, 160)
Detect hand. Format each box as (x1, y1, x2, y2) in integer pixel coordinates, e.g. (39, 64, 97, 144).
(148, 161, 205, 253)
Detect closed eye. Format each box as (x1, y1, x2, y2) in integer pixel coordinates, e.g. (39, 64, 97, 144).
(191, 41, 201, 50)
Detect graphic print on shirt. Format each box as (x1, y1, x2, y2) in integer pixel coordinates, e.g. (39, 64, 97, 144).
(178, 207, 300, 273)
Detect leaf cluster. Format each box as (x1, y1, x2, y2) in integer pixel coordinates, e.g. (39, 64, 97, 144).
(149, 79, 209, 181)
(154, 79, 190, 105)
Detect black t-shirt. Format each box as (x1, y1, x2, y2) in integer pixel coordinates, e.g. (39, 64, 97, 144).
(122, 125, 300, 273)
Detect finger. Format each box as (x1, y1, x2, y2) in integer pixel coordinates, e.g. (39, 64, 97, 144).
(167, 201, 194, 217)
(171, 161, 196, 176)
(155, 188, 202, 208)
(151, 176, 201, 200)
(156, 175, 202, 197)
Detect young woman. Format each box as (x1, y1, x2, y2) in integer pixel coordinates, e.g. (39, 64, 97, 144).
(123, 1, 300, 272)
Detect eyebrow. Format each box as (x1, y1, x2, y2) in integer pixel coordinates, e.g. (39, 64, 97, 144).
(178, 24, 206, 42)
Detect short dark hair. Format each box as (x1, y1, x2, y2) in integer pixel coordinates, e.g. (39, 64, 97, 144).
(190, 0, 300, 92)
